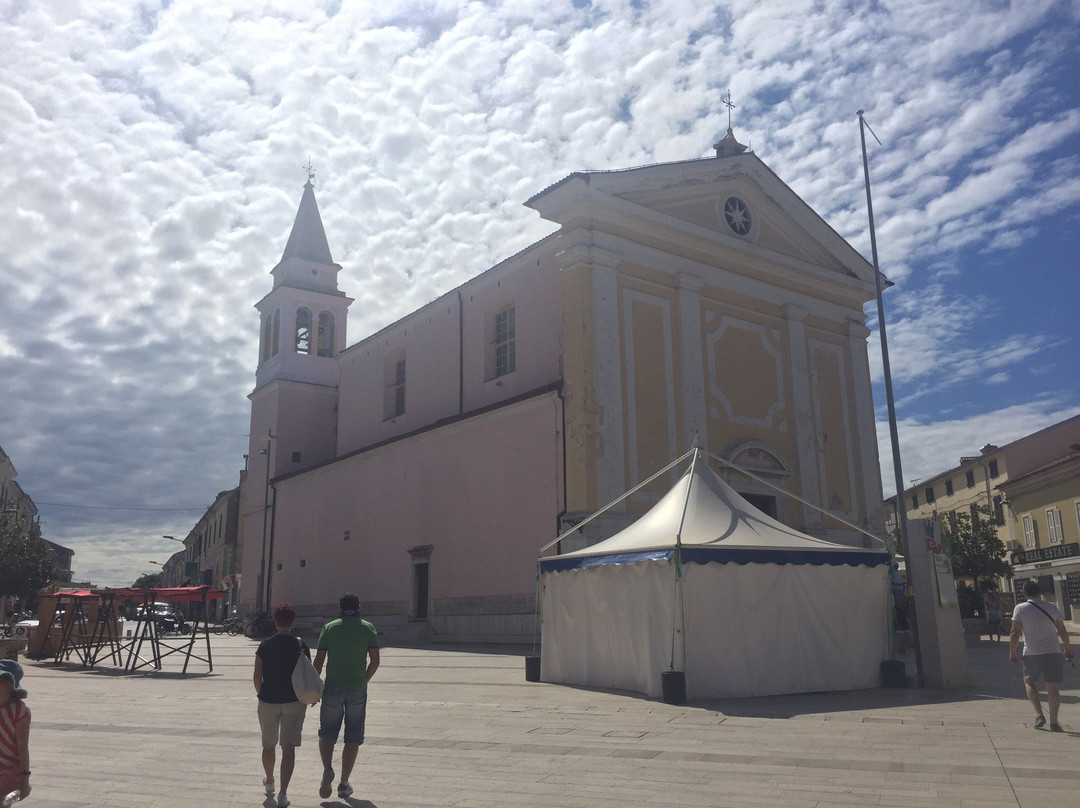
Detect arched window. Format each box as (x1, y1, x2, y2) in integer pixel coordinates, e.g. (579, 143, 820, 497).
(295, 308, 312, 354)
(317, 312, 335, 357)
(271, 310, 280, 357)
(262, 316, 272, 362)
(717, 440, 792, 522)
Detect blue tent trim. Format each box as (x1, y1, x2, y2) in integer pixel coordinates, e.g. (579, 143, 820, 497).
(681, 547, 888, 568)
(540, 546, 887, 573)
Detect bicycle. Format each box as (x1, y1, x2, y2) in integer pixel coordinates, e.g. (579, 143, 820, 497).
(214, 616, 243, 636)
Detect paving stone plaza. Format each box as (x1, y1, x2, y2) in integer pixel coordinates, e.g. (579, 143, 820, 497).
(14, 632, 1080, 808)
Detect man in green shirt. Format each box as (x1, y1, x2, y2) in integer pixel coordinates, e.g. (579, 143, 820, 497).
(313, 593, 380, 800)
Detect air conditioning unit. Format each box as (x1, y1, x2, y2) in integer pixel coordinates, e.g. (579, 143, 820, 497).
(1006, 540, 1021, 551)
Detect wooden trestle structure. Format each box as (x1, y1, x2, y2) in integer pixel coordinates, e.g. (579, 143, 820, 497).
(29, 586, 226, 674)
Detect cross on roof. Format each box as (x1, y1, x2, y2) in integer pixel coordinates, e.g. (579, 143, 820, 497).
(723, 90, 735, 131)
(304, 156, 316, 185)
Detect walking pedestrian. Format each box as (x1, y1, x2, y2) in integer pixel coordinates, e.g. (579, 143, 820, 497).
(254, 603, 312, 807)
(983, 588, 1003, 642)
(1009, 581, 1074, 731)
(313, 593, 380, 800)
(0, 659, 31, 803)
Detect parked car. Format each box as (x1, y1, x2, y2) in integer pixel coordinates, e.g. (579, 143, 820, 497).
(135, 604, 190, 635)
(11, 610, 63, 638)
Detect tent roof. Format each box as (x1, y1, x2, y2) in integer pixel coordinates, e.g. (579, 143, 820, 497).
(541, 459, 887, 572)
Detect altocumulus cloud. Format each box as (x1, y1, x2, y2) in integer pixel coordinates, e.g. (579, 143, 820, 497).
(1, 0, 1078, 583)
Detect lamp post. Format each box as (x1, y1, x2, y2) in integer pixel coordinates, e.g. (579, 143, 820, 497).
(256, 430, 275, 613)
(858, 109, 923, 681)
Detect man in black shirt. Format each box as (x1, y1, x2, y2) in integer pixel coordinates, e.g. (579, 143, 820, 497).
(254, 604, 312, 808)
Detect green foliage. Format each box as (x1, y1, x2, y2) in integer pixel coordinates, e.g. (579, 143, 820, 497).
(939, 504, 1012, 595)
(0, 518, 58, 602)
(132, 572, 162, 589)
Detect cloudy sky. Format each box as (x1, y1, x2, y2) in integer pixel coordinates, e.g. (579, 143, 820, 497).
(2, 0, 1078, 587)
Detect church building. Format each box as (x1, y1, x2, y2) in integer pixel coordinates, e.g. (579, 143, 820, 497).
(238, 129, 887, 642)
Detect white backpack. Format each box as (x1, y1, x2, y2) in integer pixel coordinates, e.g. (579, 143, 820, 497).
(291, 637, 324, 705)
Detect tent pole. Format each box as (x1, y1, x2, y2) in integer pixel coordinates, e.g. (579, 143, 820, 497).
(669, 449, 699, 672)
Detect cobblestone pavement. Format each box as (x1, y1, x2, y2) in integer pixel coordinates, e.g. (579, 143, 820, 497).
(11, 631, 1080, 808)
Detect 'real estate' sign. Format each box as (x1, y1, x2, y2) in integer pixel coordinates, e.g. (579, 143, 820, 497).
(1011, 542, 1080, 566)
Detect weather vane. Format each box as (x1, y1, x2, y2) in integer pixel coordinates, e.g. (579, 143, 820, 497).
(304, 156, 316, 185)
(723, 90, 735, 131)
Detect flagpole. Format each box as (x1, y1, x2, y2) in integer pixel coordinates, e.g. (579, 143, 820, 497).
(858, 110, 923, 680)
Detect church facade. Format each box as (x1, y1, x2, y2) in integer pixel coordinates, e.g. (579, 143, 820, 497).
(238, 133, 886, 642)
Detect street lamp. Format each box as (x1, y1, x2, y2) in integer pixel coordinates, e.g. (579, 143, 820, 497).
(163, 535, 183, 542)
(256, 430, 276, 613)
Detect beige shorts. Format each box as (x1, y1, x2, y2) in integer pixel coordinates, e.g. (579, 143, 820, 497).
(258, 700, 307, 748)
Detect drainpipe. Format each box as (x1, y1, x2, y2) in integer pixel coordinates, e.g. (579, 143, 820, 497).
(458, 291, 464, 415)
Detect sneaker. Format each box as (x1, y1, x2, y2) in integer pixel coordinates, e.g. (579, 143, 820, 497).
(263, 778, 275, 797)
(319, 767, 335, 799)
(1050, 723, 1064, 732)
(1034, 715, 1047, 729)
(338, 781, 354, 798)
(276, 794, 290, 808)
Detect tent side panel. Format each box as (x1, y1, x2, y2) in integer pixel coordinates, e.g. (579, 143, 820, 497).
(541, 561, 674, 698)
(682, 562, 889, 698)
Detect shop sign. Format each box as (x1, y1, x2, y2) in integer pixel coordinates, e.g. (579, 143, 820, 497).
(1011, 542, 1080, 566)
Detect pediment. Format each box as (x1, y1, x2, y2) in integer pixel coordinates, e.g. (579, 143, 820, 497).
(615, 172, 853, 277)
(530, 155, 874, 285)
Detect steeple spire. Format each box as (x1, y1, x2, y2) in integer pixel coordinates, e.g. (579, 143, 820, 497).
(713, 90, 748, 158)
(280, 168, 333, 265)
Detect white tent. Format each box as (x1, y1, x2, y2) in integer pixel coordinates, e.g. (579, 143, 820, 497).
(539, 455, 891, 699)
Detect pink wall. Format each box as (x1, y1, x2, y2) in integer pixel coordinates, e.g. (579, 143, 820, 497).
(335, 238, 563, 456)
(1003, 415, 1080, 479)
(266, 392, 564, 612)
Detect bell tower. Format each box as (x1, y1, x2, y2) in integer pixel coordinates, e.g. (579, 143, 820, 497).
(241, 170, 351, 611)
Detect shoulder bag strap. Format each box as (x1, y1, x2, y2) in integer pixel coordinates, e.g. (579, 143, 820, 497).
(1026, 600, 1058, 624)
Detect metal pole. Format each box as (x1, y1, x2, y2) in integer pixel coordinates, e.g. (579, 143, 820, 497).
(858, 110, 922, 679)
(256, 429, 274, 613)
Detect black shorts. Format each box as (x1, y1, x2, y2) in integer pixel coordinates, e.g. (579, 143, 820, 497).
(1022, 652, 1065, 684)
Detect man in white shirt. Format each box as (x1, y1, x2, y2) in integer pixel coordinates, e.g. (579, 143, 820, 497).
(1009, 580, 1075, 731)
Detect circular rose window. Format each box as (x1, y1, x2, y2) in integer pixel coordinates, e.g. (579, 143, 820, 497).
(723, 196, 752, 236)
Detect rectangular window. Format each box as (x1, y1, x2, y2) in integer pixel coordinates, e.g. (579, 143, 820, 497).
(1076, 501, 1080, 533)
(925, 486, 935, 504)
(988, 459, 999, 478)
(1047, 508, 1063, 544)
(965, 469, 975, 488)
(344, 530, 351, 542)
(945, 479, 954, 496)
(1023, 514, 1036, 548)
(911, 494, 918, 509)
(993, 494, 1004, 526)
(394, 359, 406, 416)
(494, 306, 516, 377)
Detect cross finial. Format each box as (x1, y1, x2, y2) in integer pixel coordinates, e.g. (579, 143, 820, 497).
(304, 156, 316, 186)
(723, 90, 735, 131)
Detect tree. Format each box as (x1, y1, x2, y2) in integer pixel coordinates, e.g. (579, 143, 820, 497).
(0, 517, 57, 603)
(132, 572, 162, 589)
(939, 504, 1012, 595)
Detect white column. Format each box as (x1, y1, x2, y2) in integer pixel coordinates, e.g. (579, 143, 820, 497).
(785, 304, 823, 534)
(677, 273, 707, 455)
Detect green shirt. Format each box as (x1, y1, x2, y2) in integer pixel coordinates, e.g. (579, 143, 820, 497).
(317, 616, 379, 690)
